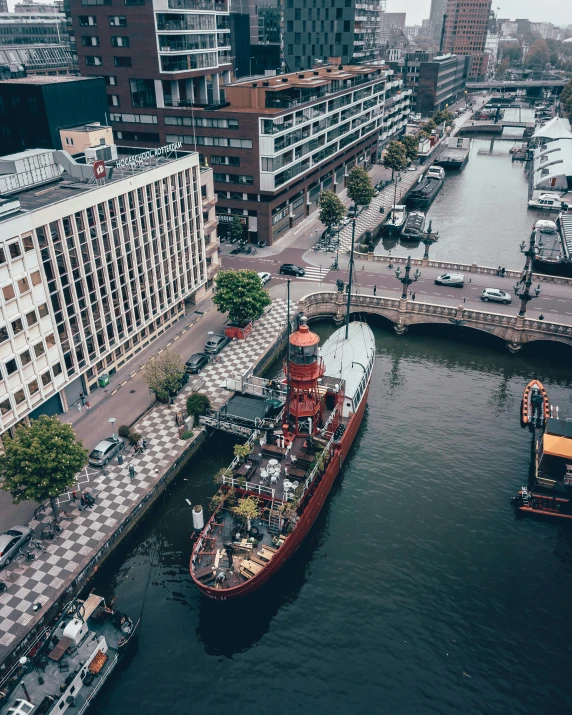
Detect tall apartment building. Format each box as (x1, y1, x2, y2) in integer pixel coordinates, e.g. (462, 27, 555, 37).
(283, 0, 386, 71)
(428, 0, 447, 45)
(229, 0, 280, 77)
(379, 12, 405, 44)
(70, 0, 232, 128)
(162, 63, 409, 244)
(0, 148, 218, 434)
(442, 0, 492, 81)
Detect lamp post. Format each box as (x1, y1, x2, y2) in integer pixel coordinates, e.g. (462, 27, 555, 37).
(345, 205, 360, 339)
(514, 271, 541, 318)
(394, 255, 421, 299)
(420, 220, 439, 260)
(519, 229, 540, 272)
(108, 417, 117, 443)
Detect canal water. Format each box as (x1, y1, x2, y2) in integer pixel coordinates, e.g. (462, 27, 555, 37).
(89, 321, 572, 715)
(380, 136, 534, 270)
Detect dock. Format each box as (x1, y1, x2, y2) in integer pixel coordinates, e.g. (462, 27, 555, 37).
(434, 138, 471, 169)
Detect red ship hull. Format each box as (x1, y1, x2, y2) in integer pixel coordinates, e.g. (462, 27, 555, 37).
(191, 384, 370, 600)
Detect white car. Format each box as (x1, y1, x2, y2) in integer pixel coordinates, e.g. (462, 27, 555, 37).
(257, 272, 271, 285)
(481, 288, 512, 304)
(435, 273, 464, 287)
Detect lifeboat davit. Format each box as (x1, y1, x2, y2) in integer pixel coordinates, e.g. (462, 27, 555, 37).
(521, 379, 550, 427)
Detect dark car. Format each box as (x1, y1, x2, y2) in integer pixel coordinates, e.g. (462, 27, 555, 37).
(257, 240, 267, 248)
(185, 353, 209, 374)
(230, 247, 242, 255)
(279, 264, 306, 276)
(204, 334, 230, 354)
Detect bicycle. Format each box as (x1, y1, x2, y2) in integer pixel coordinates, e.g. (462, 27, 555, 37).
(30, 540, 45, 551)
(16, 549, 35, 562)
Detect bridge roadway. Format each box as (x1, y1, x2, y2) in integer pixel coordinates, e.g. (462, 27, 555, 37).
(467, 80, 566, 90)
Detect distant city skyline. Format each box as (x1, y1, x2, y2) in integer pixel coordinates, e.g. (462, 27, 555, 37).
(387, 0, 572, 28)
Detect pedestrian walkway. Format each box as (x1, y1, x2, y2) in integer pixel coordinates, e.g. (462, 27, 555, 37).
(0, 299, 291, 664)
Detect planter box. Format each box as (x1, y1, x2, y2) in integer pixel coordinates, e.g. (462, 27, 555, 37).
(224, 321, 253, 340)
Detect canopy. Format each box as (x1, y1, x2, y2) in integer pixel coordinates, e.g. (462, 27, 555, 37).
(543, 434, 572, 460)
(532, 116, 572, 141)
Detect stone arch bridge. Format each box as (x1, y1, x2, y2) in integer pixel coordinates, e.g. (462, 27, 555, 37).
(298, 291, 572, 352)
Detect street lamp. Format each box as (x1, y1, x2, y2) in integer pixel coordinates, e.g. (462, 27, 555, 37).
(519, 229, 540, 272)
(514, 271, 541, 317)
(108, 417, 117, 443)
(394, 255, 421, 299)
(420, 220, 439, 260)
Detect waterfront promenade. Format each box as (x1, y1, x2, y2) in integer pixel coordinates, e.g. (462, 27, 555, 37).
(0, 299, 291, 665)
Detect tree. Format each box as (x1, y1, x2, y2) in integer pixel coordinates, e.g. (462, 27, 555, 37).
(212, 269, 272, 324)
(142, 349, 185, 398)
(0, 416, 88, 520)
(525, 39, 549, 68)
(497, 56, 510, 77)
(230, 215, 244, 243)
(433, 109, 454, 126)
(416, 76, 437, 116)
(382, 140, 408, 179)
(186, 393, 211, 426)
(501, 44, 522, 64)
(318, 190, 346, 233)
(233, 443, 252, 460)
(400, 134, 419, 163)
(232, 496, 261, 531)
(347, 166, 375, 207)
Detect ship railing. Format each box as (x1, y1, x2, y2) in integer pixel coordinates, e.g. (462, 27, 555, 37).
(296, 429, 337, 501)
(320, 406, 338, 436)
(77, 653, 120, 715)
(0, 625, 51, 690)
(222, 475, 275, 499)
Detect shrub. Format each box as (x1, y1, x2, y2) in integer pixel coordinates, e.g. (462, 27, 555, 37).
(128, 431, 141, 446)
(187, 393, 211, 426)
(181, 430, 193, 440)
(118, 425, 131, 439)
(156, 389, 170, 404)
(233, 443, 252, 460)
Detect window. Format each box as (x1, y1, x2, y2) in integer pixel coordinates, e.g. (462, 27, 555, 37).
(53, 362, 63, 377)
(130, 78, 156, 108)
(213, 173, 254, 185)
(125, 0, 144, 4)
(81, 0, 111, 5)
(111, 36, 130, 46)
(288, 44, 293, 54)
(2, 284, 14, 302)
(28, 379, 39, 395)
(287, 21, 293, 31)
(104, 75, 117, 86)
(14, 389, 25, 406)
(210, 155, 240, 166)
(16, 277, 29, 295)
(5, 358, 17, 376)
(45, 334, 56, 349)
(65, 137, 74, 146)
(336, 7, 342, 18)
(295, 32, 301, 42)
(79, 15, 97, 25)
(294, 8, 301, 18)
(33, 342, 45, 358)
(20, 349, 31, 366)
(86, 56, 103, 66)
(0, 326, 8, 345)
(114, 56, 132, 67)
(38, 303, 49, 319)
(114, 130, 159, 142)
(22, 235, 34, 252)
(109, 15, 127, 25)
(343, 20, 349, 31)
(108, 94, 120, 107)
(25, 310, 38, 327)
(30, 271, 42, 286)
(110, 112, 157, 124)
(166, 134, 251, 148)
(0, 247, 5, 265)
(0, 398, 11, 415)
(82, 35, 100, 46)
(11, 317, 23, 336)
(41, 371, 52, 387)
(8, 242, 21, 260)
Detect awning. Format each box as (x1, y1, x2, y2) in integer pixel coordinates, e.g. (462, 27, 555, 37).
(543, 434, 572, 460)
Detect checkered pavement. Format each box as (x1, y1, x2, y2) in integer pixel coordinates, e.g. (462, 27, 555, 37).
(0, 299, 290, 662)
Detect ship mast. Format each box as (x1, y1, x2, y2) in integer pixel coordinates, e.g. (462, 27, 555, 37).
(345, 206, 357, 340)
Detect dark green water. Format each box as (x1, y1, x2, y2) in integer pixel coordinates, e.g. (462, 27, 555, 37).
(89, 320, 572, 715)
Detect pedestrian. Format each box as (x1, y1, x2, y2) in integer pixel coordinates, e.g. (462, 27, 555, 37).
(129, 463, 136, 479)
(142, 438, 147, 451)
(79, 392, 85, 406)
(497, 266, 501, 276)
(77, 401, 82, 413)
(501, 267, 506, 277)
(85, 491, 95, 507)
(85, 401, 91, 410)
(373, 285, 377, 296)
(463, 297, 466, 303)
(412, 292, 416, 301)
(539, 314, 544, 321)
(80, 495, 86, 510)
(72, 490, 77, 502)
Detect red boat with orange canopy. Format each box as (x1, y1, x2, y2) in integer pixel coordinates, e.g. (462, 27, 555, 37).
(521, 379, 550, 427)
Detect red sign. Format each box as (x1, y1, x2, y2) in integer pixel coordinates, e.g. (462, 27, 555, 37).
(93, 160, 106, 179)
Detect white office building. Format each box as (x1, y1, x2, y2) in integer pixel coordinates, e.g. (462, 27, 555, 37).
(0, 147, 219, 436)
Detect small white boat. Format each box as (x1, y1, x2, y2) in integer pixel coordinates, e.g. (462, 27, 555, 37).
(427, 165, 445, 180)
(528, 193, 568, 211)
(533, 219, 558, 234)
(386, 205, 407, 234)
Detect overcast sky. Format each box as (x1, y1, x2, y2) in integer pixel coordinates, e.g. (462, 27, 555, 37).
(386, 0, 572, 28)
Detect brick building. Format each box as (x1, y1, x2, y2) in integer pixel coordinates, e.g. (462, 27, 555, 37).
(441, 0, 492, 81)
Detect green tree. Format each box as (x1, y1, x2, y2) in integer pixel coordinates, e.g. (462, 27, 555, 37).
(433, 109, 454, 126)
(213, 269, 272, 324)
(416, 76, 437, 116)
(142, 349, 185, 398)
(186, 393, 211, 426)
(382, 140, 408, 179)
(400, 134, 419, 163)
(525, 39, 549, 68)
(230, 215, 245, 243)
(501, 44, 522, 64)
(232, 496, 261, 530)
(347, 166, 375, 207)
(318, 190, 346, 233)
(0, 416, 88, 520)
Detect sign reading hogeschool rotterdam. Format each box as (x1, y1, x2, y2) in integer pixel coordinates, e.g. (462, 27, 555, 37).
(115, 142, 183, 169)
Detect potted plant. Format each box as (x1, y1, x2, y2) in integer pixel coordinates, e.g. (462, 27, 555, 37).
(233, 443, 252, 463)
(232, 496, 261, 532)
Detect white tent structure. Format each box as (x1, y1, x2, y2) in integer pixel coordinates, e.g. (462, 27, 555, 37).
(533, 139, 572, 191)
(531, 116, 572, 143)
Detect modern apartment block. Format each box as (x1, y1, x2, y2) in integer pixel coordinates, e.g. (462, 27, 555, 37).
(428, 0, 447, 46)
(441, 0, 492, 81)
(0, 12, 68, 45)
(283, 0, 386, 71)
(70, 0, 232, 129)
(229, 0, 280, 77)
(162, 63, 409, 244)
(0, 148, 218, 434)
(0, 45, 77, 77)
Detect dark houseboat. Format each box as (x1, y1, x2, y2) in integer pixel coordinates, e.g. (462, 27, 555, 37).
(401, 211, 426, 239)
(531, 215, 572, 277)
(406, 175, 443, 209)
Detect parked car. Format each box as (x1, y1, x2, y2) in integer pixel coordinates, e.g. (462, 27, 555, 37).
(258, 271, 272, 285)
(88, 437, 125, 467)
(481, 288, 512, 304)
(435, 273, 465, 287)
(0, 526, 32, 568)
(204, 334, 230, 354)
(257, 240, 267, 248)
(230, 247, 242, 255)
(185, 353, 209, 374)
(279, 264, 306, 276)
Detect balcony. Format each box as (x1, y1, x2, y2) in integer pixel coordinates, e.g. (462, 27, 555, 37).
(202, 194, 217, 208)
(203, 218, 218, 235)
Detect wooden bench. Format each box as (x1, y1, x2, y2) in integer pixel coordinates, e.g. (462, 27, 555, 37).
(261, 444, 287, 458)
(194, 566, 215, 582)
(250, 553, 268, 568)
(287, 467, 306, 479)
(239, 559, 264, 579)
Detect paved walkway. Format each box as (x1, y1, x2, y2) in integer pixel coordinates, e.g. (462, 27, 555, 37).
(0, 299, 290, 663)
